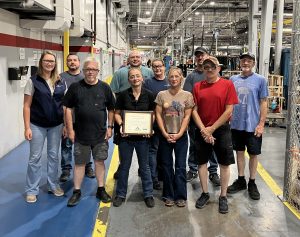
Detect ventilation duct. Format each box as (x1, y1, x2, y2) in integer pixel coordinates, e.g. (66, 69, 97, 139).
(70, 0, 85, 36)
(20, 0, 72, 32)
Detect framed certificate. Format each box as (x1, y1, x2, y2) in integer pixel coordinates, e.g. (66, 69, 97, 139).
(123, 111, 153, 135)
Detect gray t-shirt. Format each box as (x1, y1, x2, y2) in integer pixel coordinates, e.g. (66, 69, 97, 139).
(183, 69, 205, 93)
(60, 71, 84, 89)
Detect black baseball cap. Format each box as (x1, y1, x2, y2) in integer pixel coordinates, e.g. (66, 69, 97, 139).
(194, 47, 208, 55)
(240, 52, 255, 61)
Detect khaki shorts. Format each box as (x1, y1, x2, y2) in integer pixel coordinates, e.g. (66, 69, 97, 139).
(74, 142, 108, 165)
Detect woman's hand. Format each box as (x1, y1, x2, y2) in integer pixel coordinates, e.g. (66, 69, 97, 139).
(24, 128, 32, 141)
(169, 133, 183, 142)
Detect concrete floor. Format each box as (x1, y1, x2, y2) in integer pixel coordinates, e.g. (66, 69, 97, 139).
(106, 127, 300, 237)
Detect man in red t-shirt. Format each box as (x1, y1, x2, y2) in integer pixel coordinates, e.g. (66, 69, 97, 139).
(192, 56, 238, 214)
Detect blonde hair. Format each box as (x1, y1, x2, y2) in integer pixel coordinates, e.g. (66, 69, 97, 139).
(37, 50, 59, 86)
(168, 67, 184, 78)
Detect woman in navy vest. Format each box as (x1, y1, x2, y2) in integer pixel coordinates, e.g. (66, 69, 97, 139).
(23, 51, 66, 203)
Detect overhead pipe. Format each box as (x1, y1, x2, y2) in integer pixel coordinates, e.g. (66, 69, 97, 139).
(157, 0, 208, 40)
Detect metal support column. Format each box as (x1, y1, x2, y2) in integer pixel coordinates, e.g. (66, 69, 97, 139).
(259, 0, 274, 79)
(248, 0, 258, 59)
(274, 0, 284, 74)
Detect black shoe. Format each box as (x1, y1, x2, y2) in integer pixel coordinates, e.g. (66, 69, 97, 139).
(67, 190, 81, 207)
(85, 167, 95, 178)
(209, 173, 221, 186)
(248, 182, 260, 200)
(153, 180, 162, 190)
(219, 196, 228, 214)
(96, 188, 112, 203)
(113, 196, 125, 207)
(144, 197, 155, 208)
(60, 170, 70, 183)
(195, 192, 210, 209)
(227, 178, 247, 194)
(186, 170, 198, 182)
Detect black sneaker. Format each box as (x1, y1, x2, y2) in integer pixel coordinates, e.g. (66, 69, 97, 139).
(195, 192, 210, 209)
(153, 180, 162, 190)
(209, 173, 221, 186)
(248, 182, 260, 200)
(67, 190, 81, 207)
(60, 170, 70, 183)
(219, 196, 228, 214)
(113, 196, 125, 207)
(96, 188, 112, 203)
(227, 178, 247, 194)
(186, 170, 198, 182)
(85, 167, 95, 178)
(144, 197, 155, 208)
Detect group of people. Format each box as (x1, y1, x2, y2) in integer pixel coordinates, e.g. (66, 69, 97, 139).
(23, 48, 268, 214)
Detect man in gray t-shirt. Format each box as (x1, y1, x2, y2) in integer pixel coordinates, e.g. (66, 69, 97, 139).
(183, 47, 220, 186)
(59, 54, 95, 182)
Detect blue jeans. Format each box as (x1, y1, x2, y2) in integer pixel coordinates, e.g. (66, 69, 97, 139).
(60, 137, 92, 171)
(159, 133, 188, 201)
(116, 139, 153, 198)
(148, 132, 159, 181)
(188, 122, 218, 174)
(25, 123, 63, 195)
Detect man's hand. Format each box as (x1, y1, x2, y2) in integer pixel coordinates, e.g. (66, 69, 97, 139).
(105, 128, 113, 141)
(68, 130, 75, 143)
(254, 124, 264, 137)
(62, 126, 68, 138)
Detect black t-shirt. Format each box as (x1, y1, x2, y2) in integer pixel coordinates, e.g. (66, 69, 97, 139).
(116, 87, 155, 140)
(63, 79, 115, 145)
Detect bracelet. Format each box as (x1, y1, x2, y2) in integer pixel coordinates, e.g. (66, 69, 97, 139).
(108, 125, 114, 129)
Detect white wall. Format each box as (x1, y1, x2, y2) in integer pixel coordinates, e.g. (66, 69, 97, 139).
(0, 0, 129, 158)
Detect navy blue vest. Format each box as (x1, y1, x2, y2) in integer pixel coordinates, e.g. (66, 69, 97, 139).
(30, 75, 66, 127)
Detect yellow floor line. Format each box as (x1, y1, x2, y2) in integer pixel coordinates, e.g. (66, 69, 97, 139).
(92, 146, 119, 237)
(245, 153, 300, 220)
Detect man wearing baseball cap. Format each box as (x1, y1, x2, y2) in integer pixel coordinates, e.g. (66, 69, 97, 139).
(192, 56, 238, 214)
(227, 52, 268, 200)
(183, 48, 220, 186)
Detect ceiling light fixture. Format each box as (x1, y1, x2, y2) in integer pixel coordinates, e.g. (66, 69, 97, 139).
(147, 0, 152, 4)
(210, 1, 215, 5)
(145, 11, 151, 15)
(195, 12, 200, 15)
(188, 17, 192, 21)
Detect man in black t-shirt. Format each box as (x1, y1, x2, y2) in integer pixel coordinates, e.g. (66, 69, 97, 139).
(63, 57, 115, 207)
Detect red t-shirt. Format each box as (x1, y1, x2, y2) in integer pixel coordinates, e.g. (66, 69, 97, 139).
(193, 78, 238, 127)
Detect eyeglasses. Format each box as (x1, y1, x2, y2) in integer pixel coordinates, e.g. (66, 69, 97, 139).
(152, 65, 163, 69)
(203, 65, 216, 71)
(83, 68, 99, 73)
(43, 60, 55, 64)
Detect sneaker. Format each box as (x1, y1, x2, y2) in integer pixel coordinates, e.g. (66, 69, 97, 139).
(26, 195, 37, 203)
(144, 197, 155, 208)
(96, 188, 112, 203)
(59, 170, 71, 183)
(248, 182, 260, 200)
(219, 196, 229, 214)
(153, 180, 162, 190)
(175, 199, 186, 207)
(227, 178, 247, 194)
(209, 173, 221, 186)
(113, 196, 125, 207)
(48, 187, 64, 197)
(85, 166, 95, 178)
(195, 192, 210, 209)
(186, 170, 198, 182)
(164, 199, 175, 207)
(67, 190, 81, 207)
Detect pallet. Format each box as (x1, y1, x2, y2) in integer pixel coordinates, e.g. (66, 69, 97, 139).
(266, 112, 286, 127)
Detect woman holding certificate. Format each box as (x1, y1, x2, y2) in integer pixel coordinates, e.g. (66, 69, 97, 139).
(113, 68, 156, 208)
(155, 67, 194, 207)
